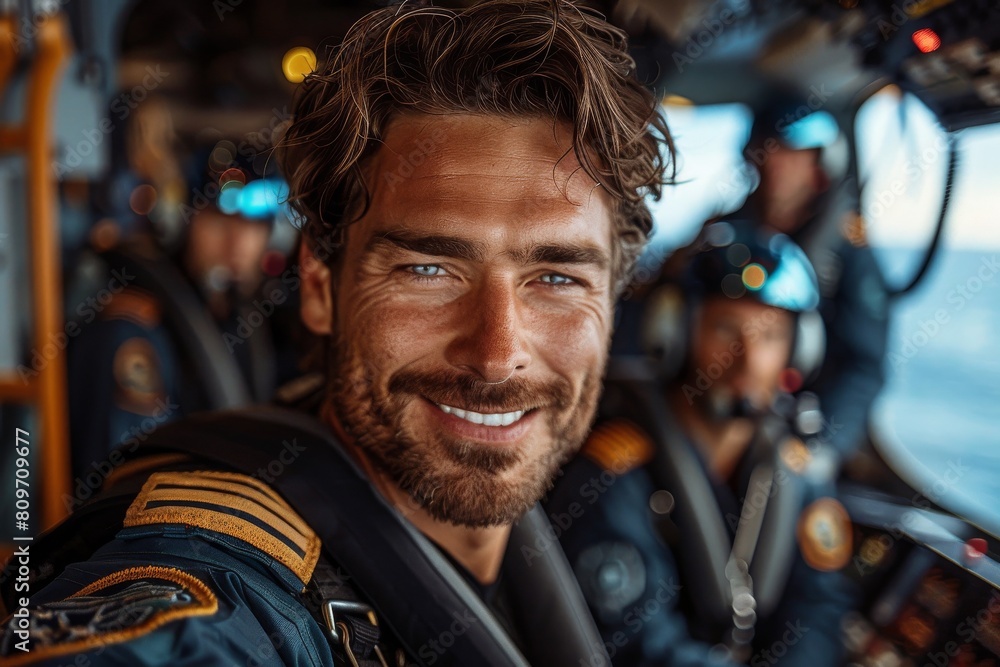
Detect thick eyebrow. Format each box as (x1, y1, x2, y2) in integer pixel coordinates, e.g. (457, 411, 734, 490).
(365, 231, 486, 262)
(509, 243, 610, 271)
(365, 229, 609, 271)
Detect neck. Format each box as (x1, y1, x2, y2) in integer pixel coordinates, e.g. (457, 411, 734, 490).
(322, 403, 510, 585)
(669, 389, 754, 481)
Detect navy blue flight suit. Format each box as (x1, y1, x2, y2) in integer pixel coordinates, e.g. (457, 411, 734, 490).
(545, 417, 857, 667)
(66, 262, 285, 484)
(1, 469, 340, 666)
(806, 231, 889, 458)
(67, 284, 181, 482)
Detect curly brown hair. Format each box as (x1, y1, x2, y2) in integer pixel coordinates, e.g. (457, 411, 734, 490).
(278, 0, 674, 293)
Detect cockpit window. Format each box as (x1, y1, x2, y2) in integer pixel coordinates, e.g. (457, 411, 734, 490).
(857, 88, 1000, 527)
(639, 102, 752, 279)
(856, 89, 951, 290)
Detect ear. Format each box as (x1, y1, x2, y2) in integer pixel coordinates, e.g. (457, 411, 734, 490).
(299, 240, 334, 335)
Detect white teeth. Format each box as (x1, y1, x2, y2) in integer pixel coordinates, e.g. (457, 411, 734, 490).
(436, 403, 526, 427)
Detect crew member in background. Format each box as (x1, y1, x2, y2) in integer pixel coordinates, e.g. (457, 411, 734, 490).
(66, 130, 291, 480)
(547, 221, 857, 667)
(726, 106, 889, 459)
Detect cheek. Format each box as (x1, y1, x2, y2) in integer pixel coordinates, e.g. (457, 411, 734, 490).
(741, 341, 789, 382)
(690, 337, 723, 370)
(761, 342, 792, 374)
(524, 305, 610, 377)
(341, 289, 455, 374)
(234, 228, 268, 259)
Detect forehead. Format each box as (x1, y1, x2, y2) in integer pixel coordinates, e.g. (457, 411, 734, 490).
(360, 114, 612, 242)
(764, 146, 820, 167)
(700, 297, 791, 323)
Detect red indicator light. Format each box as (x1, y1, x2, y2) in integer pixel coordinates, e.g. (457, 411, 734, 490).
(965, 537, 988, 562)
(780, 367, 803, 393)
(261, 250, 287, 277)
(912, 28, 941, 54)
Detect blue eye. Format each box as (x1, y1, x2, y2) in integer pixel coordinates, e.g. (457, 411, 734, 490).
(539, 273, 574, 286)
(409, 265, 444, 277)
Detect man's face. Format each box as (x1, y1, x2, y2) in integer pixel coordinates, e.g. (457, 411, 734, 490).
(324, 114, 615, 527)
(756, 146, 825, 234)
(687, 296, 794, 418)
(187, 209, 270, 294)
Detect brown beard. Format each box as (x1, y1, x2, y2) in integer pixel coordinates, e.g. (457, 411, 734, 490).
(328, 335, 602, 528)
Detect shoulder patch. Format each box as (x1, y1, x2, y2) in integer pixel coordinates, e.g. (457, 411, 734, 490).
(797, 497, 853, 572)
(1, 566, 216, 665)
(102, 287, 162, 328)
(125, 470, 321, 586)
(581, 420, 655, 474)
(113, 337, 165, 415)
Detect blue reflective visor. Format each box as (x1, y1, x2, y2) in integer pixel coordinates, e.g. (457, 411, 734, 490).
(776, 110, 840, 151)
(687, 222, 820, 312)
(217, 178, 289, 221)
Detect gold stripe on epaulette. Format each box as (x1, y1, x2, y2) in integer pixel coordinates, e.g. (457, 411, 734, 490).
(581, 420, 655, 474)
(2, 566, 216, 667)
(841, 211, 868, 248)
(124, 471, 321, 585)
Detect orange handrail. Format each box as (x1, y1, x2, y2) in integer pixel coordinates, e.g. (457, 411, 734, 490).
(25, 14, 72, 530)
(0, 374, 37, 402)
(0, 16, 17, 98)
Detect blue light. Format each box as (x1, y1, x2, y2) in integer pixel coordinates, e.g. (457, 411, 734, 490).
(218, 179, 289, 220)
(218, 186, 241, 215)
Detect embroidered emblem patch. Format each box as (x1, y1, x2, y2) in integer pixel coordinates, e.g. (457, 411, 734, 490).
(1, 567, 216, 665)
(112, 337, 165, 415)
(797, 497, 853, 572)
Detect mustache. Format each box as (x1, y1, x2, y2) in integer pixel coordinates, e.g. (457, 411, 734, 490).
(388, 368, 573, 413)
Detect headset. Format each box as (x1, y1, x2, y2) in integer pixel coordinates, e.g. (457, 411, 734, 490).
(637, 220, 826, 388)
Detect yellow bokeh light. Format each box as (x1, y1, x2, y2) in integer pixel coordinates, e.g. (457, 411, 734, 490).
(282, 46, 317, 84)
(742, 263, 767, 290)
(663, 94, 694, 107)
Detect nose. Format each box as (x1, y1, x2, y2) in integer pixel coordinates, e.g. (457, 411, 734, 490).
(736, 333, 781, 397)
(734, 333, 766, 377)
(445, 278, 532, 383)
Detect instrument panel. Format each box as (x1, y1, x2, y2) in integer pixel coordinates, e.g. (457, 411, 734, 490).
(842, 493, 1000, 666)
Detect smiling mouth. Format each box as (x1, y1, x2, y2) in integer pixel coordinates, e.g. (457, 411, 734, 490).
(434, 402, 528, 427)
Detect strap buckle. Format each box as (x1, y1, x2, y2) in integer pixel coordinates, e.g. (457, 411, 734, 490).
(323, 599, 375, 644)
(322, 599, 390, 667)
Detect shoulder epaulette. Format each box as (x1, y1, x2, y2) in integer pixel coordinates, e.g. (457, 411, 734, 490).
(841, 211, 868, 247)
(102, 287, 162, 329)
(124, 470, 321, 586)
(580, 419, 655, 474)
